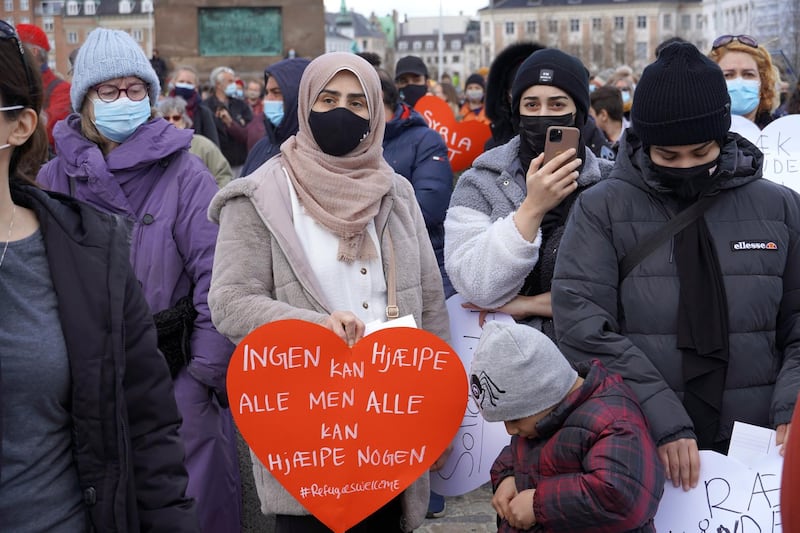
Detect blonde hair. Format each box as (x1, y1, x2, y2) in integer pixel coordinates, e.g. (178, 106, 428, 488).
(708, 41, 780, 114)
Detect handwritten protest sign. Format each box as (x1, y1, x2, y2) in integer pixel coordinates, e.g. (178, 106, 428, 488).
(430, 294, 515, 496)
(730, 114, 762, 145)
(757, 115, 800, 193)
(227, 319, 467, 533)
(655, 450, 783, 533)
(415, 94, 491, 172)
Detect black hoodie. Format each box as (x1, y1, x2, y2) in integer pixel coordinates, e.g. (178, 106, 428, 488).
(484, 42, 544, 151)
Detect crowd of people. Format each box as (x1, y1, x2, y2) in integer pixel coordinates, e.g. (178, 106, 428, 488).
(1, 16, 800, 533)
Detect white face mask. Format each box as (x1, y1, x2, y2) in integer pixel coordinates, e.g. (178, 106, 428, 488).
(0, 105, 24, 150)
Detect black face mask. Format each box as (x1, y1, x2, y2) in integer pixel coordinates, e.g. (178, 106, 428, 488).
(518, 113, 575, 170)
(400, 84, 427, 108)
(308, 108, 370, 157)
(649, 158, 720, 199)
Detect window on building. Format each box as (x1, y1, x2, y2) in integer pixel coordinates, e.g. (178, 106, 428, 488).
(614, 42, 625, 64)
(452, 55, 460, 63)
(119, 0, 131, 14)
(84, 0, 95, 15)
(43, 18, 54, 31)
(526, 20, 537, 34)
(548, 20, 558, 33)
(637, 15, 646, 28)
(663, 13, 671, 29)
(635, 41, 647, 60)
(398, 41, 408, 51)
(67, 31, 78, 44)
(20, 0, 28, 9)
(451, 39, 461, 50)
(425, 40, 434, 50)
(132, 29, 142, 42)
(592, 44, 603, 64)
(66, 0, 78, 15)
(20, 15, 29, 23)
(570, 19, 579, 32)
(413, 41, 422, 51)
(614, 16, 624, 30)
(484, 21, 490, 34)
(681, 14, 690, 30)
(4, 0, 13, 11)
(442, 56, 447, 64)
(141, 0, 153, 12)
(696, 14, 703, 29)
(505, 21, 515, 35)
(592, 17, 601, 30)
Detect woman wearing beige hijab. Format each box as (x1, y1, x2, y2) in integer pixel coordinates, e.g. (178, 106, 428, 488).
(207, 53, 450, 532)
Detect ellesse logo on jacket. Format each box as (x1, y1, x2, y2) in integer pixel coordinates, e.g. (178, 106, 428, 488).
(730, 240, 779, 251)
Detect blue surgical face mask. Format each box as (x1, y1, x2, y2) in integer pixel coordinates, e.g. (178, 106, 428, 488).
(726, 78, 760, 116)
(174, 82, 195, 100)
(224, 83, 239, 98)
(263, 100, 284, 127)
(234, 88, 244, 99)
(621, 90, 632, 104)
(92, 97, 151, 143)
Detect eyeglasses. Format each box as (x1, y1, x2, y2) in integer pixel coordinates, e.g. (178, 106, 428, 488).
(165, 114, 183, 122)
(93, 83, 150, 103)
(0, 20, 35, 105)
(712, 34, 758, 50)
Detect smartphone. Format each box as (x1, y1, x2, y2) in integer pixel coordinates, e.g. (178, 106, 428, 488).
(543, 126, 580, 166)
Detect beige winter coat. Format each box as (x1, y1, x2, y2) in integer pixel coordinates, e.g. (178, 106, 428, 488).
(208, 155, 450, 531)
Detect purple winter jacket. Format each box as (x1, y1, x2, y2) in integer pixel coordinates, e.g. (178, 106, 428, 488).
(37, 114, 234, 396)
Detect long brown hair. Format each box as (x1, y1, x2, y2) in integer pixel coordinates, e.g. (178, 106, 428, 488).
(0, 32, 48, 185)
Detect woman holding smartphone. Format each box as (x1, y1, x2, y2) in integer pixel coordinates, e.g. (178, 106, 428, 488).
(444, 48, 613, 339)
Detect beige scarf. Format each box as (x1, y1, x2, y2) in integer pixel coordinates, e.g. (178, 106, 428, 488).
(280, 52, 395, 263)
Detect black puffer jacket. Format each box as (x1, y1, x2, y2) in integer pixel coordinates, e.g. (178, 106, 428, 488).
(1, 185, 198, 532)
(553, 132, 800, 447)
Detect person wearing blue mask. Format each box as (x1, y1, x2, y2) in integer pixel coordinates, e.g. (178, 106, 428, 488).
(36, 27, 242, 533)
(708, 34, 779, 129)
(204, 65, 253, 176)
(241, 57, 310, 177)
(168, 65, 220, 146)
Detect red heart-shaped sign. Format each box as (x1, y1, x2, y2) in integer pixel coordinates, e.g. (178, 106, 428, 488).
(228, 320, 467, 532)
(414, 94, 491, 172)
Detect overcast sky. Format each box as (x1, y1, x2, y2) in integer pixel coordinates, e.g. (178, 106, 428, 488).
(323, 0, 489, 19)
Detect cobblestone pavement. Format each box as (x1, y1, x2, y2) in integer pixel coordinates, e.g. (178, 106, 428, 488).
(416, 484, 497, 533)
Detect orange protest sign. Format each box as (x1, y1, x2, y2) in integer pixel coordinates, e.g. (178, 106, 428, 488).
(227, 319, 467, 533)
(414, 94, 491, 172)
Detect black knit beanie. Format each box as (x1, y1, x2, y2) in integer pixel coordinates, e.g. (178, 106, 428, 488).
(511, 48, 589, 125)
(631, 42, 731, 146)
(465, 73, 485, 90)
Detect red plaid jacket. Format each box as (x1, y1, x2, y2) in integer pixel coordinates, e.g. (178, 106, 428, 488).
(490, 360, 664, 532)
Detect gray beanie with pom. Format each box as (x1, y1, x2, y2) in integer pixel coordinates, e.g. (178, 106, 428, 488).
(70, 27, 160, 112)
(470, 322, 578, 423)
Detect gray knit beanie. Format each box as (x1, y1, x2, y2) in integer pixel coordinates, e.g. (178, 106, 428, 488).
(470, 322, 578, 423)
(70, 27, 160, 112)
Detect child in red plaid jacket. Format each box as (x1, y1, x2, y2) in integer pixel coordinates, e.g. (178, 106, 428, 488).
(470, 322, 664, 532)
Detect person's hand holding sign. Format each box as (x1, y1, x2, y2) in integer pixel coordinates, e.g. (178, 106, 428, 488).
(322, 310, 365, 347)
(658, 438, 700, 491)
(777, 422, 791, 456)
